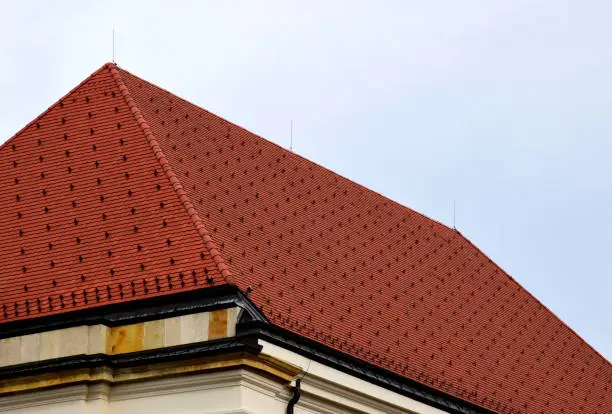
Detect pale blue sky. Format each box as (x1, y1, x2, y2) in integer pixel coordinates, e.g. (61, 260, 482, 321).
(1, 1, 610, 360)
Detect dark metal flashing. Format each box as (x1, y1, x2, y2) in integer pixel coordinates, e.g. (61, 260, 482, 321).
(234, 290, 268, 324)
(0, 286, 268, 340)
(237, 322, 496, 414)
(0, 335, 262, 381)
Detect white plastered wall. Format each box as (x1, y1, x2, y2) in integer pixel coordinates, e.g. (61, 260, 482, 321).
(1, 344, 449, 414)
(258, 340, 448, 414)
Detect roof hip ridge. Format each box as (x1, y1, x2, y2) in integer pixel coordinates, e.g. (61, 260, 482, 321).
(107, 63, 233, 284)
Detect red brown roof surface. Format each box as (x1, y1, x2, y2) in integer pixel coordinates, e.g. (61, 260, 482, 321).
(1, 63, 610, 414)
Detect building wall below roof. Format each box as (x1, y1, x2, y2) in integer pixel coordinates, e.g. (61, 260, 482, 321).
(0, 366, 444, 414)
(0, 307, 240, 370)
(259, 340, 448, 414)
(0, 306, 450, 414)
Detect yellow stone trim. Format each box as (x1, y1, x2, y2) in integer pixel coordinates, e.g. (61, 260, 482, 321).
(208, 309, 228, 340)
(143, 319, 164, 350)
(0, 352, 302, 395)
(0, 367, 114, 395)
(107, 323, 144, 355)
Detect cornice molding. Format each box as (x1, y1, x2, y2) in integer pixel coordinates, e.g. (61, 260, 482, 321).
(299, 374, 413, 414)
(239, 322, 494, 414)
(0, 383, 110, 412)
(0, 286, 267, 340)
(111, 368, 283, 401)
(0, 336, 261, 381)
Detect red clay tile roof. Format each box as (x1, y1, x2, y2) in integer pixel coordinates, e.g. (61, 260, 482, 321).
(1, 63, 610, 414)
(0, 64, 227, 320)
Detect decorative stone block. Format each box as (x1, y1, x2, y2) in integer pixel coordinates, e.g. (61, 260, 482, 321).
(0, 309, 239, 367)
(88, 325, 108, 355)
(19, 333, 40, 364)
(164, 316, 182, 347)
(107, 323, 143, 355)
(59, 326, 88, 357)
(226, 307, 241, 337)
(39, 330, 61, 360)
(209, 309, 228, 340)
(181, 311, 209, 344)
(0, 337, 21, 366)
(143, 319, 165, 350)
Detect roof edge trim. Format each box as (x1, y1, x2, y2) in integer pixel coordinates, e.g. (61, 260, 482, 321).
(0, 285, 267, 339)
(108, 63, 233, 284)
(239, 322, 496, 414)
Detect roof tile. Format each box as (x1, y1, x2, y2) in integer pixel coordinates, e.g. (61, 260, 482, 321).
(119, 66, 611, 414)
(0, 64, 226, 321)
(0, 63, 609, 414)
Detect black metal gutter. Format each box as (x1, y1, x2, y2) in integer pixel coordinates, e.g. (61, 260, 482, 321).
(238, 321, 497, 414)
(286, 378, 301, 414)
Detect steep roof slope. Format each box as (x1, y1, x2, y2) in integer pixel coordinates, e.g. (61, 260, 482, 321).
(0, 64, 227, 322)
(1, 63, 610, 414)
(120, 67, 611, 414)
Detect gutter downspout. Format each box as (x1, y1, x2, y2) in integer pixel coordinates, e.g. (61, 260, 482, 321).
(286, 378, 301, 414)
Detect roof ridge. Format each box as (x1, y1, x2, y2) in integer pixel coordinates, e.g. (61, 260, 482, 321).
(108, 63, 233, 284)
(107, 67, 455, 238)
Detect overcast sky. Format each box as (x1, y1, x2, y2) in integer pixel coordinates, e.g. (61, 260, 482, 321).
(1, 1, 610, 360)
